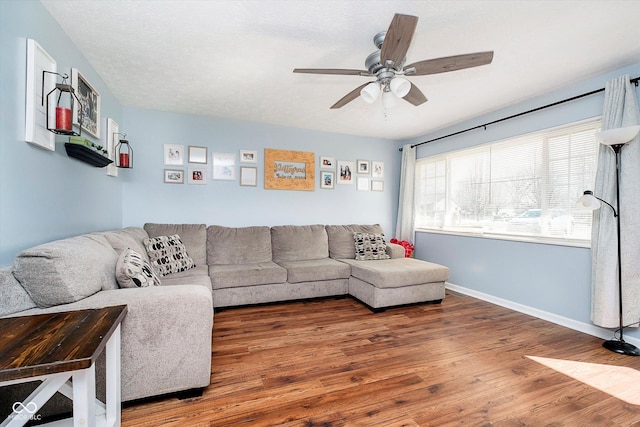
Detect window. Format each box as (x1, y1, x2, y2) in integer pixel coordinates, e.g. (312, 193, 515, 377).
(415, 119, 600, 244)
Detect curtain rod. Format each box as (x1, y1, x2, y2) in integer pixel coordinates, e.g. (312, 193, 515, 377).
(400, 75, 640, 152)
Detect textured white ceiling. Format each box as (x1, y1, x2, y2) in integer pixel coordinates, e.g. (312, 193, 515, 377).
(41, 0, 640, 141)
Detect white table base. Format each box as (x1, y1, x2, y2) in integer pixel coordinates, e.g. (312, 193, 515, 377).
(1, 324, 121, 427)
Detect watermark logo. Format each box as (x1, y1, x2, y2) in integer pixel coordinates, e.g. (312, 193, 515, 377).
(11, 401, 41, 421)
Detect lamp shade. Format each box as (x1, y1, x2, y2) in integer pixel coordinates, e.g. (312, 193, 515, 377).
(360, 82, 380, 104)
(390, 77, 411, 98)
(595, 125, 640, 146)
(576, 190, 601, 210)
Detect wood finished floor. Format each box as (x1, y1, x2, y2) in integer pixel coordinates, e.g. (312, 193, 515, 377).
(121, 293, 640, 426)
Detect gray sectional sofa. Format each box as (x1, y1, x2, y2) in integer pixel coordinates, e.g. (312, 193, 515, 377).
(1, 223, 449, 413)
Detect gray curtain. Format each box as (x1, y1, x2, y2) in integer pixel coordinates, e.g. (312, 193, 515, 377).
(395, 144, 416, 242)
(591, 75, 640, 328)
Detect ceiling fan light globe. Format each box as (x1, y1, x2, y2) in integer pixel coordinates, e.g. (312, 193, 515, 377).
(360, 82, 380, 103)
(390, 77, 411, 97)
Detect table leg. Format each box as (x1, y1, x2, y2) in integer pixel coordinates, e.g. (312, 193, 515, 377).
(105, 324, 121, 427)
(72, 364, 96, 427)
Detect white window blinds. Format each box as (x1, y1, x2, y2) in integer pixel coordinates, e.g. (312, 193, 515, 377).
(415, 119, 601, 243)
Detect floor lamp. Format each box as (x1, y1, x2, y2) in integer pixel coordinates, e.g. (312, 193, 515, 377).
(577, 124, 640, 356)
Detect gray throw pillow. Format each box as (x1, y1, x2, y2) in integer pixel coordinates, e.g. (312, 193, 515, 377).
(354, 232, 391, 261)
(116, 248, 161, 288)
(143, 234, 196, 277)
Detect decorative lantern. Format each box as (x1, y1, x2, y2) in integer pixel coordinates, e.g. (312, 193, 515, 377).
(115, 134, 133, 168)
(43, 71, 83, 136)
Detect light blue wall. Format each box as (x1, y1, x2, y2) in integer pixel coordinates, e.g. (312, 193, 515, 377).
(0, 0, 401, 269)
(121, 108, 401, 233)
(405, 63, 640, 342)
(0, 0, 123, 266)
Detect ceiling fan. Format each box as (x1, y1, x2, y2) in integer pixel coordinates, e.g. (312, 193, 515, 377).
(293, 13, 494, 109)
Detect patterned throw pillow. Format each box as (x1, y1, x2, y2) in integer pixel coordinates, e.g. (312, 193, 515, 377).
(353, 232, 391, 261)
(115, 248, 161, 288)
(143, 234, 196, 277)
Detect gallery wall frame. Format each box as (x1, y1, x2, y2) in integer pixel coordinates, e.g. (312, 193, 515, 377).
(164, 144, 185, 165)
(240, 166, 258, 187)
(71, 68, 101, 138)
(372, 161, 384, 178)
(336, 160, 355, 185)
(357, 159, 370, 175)
(25, 39, 56, 151)
(212, 152, 236, 180)
(264, 148, 315, 191)
(188, 166, 207, 184)
(320, 156, 335, 170)
(371, 180, 384, 192)
(164, 169, 184, 184)
(188, 146, 208, 164)
(240, 150, 257, 163)
(320, 171, 335, 189)
(357, 177, 370, 191)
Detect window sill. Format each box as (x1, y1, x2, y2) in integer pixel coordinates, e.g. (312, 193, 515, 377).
(415, 227, 591, 249)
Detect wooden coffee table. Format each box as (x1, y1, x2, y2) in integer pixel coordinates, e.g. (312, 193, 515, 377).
(0, 305, 127, 427)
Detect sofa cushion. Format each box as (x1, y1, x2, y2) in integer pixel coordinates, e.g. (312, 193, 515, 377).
(271, 225, 329, 262)
(276, 259, 351, 284)
(159, 266, 212, 290)
(340, 258, 450, 289)
(0, 267, 36, 316)
(326, 224, 385, 259)
(116, 249, 161, 288)
(209, 262, 287, 289)
(207, 225, 272, 265)
(354, 232, 391, 261)
(143, 234, 196, 277)
(99, 227, 150, 261)
(144, 223, 207, 266)
(12, 234, 118, 308)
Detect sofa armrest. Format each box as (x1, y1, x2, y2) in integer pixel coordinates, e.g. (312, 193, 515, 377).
(8, 285, 213, 401)
(387, 242, 406, 259)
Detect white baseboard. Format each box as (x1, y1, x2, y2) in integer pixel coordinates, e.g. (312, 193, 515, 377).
(445, 282, 640, 349)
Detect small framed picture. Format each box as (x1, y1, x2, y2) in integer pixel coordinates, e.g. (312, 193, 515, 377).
(71, 68, 101, 138)
(164, 144, 185, 166)
(164, 169, 184, 184)
(320, 156, 335, 169)
(212, 152, 236, 180)
(188, 166, 207, 184)
(320, 171, 334, 189)
(372, 161, 384, 178)
(357, 177, 370, 191)
(357, 159, 370, 175)
(337, 160, 355, 185)
(240, 150, 257, 163)
(188, 146, 208, 164)
(240, 166, 258, 186)
(371, 180, 384, 192)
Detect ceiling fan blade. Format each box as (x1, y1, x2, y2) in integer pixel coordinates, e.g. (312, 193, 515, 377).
(405, 51, 494, 76)
(380, 14, 418, 68)
(403, 83, 428, 106)
(293, 68, 370, 76)
(330, 82, 371, 109)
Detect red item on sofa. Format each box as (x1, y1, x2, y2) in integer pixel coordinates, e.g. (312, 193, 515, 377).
(390, 238, 414, 258)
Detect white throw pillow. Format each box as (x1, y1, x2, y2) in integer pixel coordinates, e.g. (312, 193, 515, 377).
(116, 248, 161, 288)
